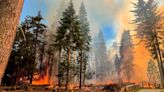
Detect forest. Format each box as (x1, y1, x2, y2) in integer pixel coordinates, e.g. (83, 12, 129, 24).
(0, 0, 164, 92)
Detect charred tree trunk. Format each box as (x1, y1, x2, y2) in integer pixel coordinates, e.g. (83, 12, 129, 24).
(13, 68, 18, 86)
(0, 0, 23, 84)
(40, 43, 45, 74)
(49, 52, 58, 85)
(65, 48, 70, 90)
(30, 73, 33, 84)
(82, 61, 86, 86)
(58, 48, 61, 87)
(118, 69, 122, 84)
(48, 53, 52, 84)
(79, 50, 82, 89)
(153, 25, 164, 87)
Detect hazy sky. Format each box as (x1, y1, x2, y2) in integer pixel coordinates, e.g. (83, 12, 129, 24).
(21, 0, 164, 48)
(20, 0, 124, 46)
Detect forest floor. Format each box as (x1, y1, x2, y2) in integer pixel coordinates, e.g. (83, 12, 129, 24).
(1, 89, 164, 92)
(138, 89, 164, 92)
(0, 84, 119, 92)
(0, 89, 53, 92)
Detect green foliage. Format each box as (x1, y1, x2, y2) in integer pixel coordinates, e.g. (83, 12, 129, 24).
(78, 2, 91, 87)
(2, 26, 36, 85)
(2, 12, 47, 85)
(53, 0, 83, 89)
(51, 1, 91, 89)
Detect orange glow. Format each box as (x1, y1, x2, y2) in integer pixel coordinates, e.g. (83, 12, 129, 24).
(133, 42, 150, 82)
(121, 79, 139, 84)
(131, 5, 164, 82)
(69, 83, 78, 90)
(32, 67, 50, 85)
(92, 80, 114, 86)
(32, 73, 49, 85)
(159, 5, 164, 11)
(114, 4, 164, 83)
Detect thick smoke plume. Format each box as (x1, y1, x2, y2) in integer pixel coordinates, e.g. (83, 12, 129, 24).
(43, 0, 164, 82)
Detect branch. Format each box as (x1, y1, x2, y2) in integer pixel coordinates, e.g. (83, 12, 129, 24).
(19, 26, 27, 41)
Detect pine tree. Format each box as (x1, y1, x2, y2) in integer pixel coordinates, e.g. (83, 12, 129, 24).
(114, 54, 121, 83)
(2, 12, 48, 85)
(94, 30, 109, 80)
(78, 2, 91, 88)
(120, 30, 134, 83)
(21, 12, 47, 84)
(0, 0, 23, 84)
(2, 23, 36, 85)
(55, 0, 81, 90)
(46, 0, 68, 85)
(132, 0, 164, 87)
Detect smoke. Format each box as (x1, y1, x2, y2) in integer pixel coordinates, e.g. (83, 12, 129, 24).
(44, 0, 127, 37)
(41, 0, 164, 41)
(43, 0, 164, 82)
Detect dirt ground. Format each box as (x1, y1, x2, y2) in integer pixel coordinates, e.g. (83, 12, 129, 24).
(138, 89, 164, 92)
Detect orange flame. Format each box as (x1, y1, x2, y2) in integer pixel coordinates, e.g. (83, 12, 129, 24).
(32, 73, 49, 85)
(32, 66, 50, 85)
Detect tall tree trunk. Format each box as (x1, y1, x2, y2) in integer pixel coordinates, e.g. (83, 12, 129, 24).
(58, 48, 61, 87)
(79, 50, 82, 89)
(118, 69, 121, 84)
(48, 53, 52, 84)
(117, 71, 120, 84)
(82, 61, 86, 86)
(14, 68, 18, 86)
(49, 52, 58, 85)
(156, 54, 164, 87)
(31, 29, 38, 85)
(30, 73, 33, 84)
(65, 48, 70, 90)
(154, 26, 164, 87)
(40, 44, 45, 74)
(34, 30, 38, 78)
(0, 0, 23, 84)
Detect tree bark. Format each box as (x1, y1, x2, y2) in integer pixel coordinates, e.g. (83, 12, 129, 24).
(153, 25, 164, 87)
(82, 61, 86, 86)
(58, 49, 61, 87)
(0, 0, 24, 85)
(49, 52, 58, 85)
(65, 48, 70, 90)
(79, 50, 82, 89)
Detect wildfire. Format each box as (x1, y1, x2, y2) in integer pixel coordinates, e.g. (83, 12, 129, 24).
(32, 74, 49, 85)
(32, 70, 50, 85)
(92, 80, 114, 86)
(69, 83, 78, 90)
(121, 79, 139, 84)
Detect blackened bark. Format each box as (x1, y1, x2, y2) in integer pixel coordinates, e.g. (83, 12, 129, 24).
(79, 50, 82, 89)
(65, 48, 70, 90)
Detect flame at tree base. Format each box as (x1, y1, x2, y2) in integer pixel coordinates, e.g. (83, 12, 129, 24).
(32, 73, 50, 85)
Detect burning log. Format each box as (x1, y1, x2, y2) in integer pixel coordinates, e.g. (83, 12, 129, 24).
(102, 84, 120, 92)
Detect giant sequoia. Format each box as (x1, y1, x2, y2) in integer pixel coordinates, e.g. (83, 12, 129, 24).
(0, 0, 24, 84)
